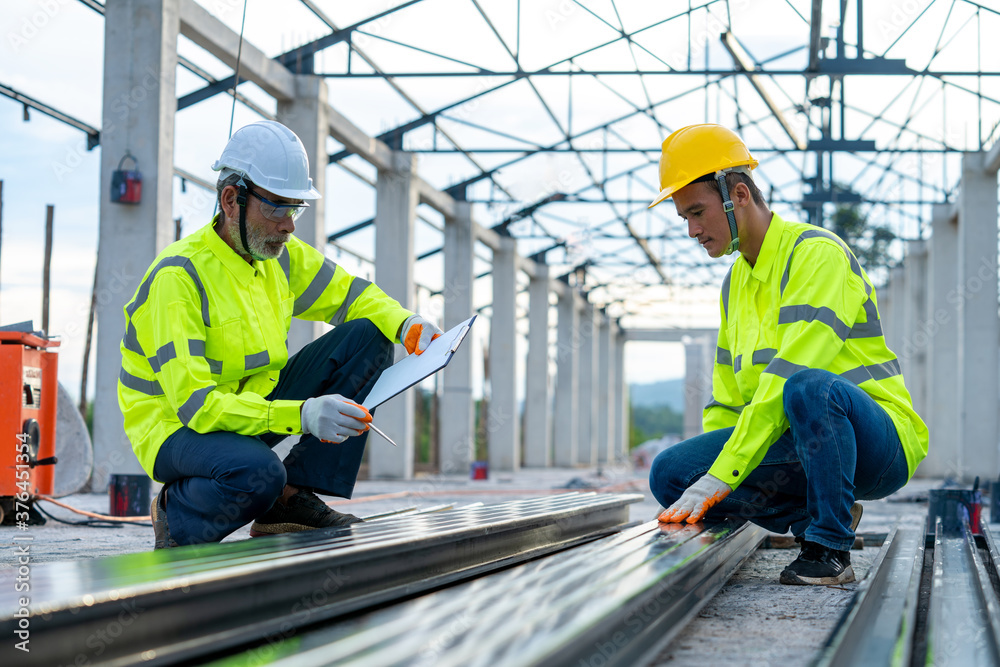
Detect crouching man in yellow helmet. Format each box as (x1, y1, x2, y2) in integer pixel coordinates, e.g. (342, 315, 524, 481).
(118, 120, 442, 549)
(647, 124, 928, 585)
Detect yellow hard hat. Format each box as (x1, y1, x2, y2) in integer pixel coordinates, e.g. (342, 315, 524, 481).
(648, 124, 758, 209)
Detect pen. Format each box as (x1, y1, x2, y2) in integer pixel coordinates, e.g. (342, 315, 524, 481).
(368, 422, 398, 447)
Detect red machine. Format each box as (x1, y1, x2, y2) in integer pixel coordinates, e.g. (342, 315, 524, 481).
(0, 331, 59, 523)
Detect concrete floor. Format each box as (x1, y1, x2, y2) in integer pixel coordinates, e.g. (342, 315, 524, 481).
(0, 467, 937, 666)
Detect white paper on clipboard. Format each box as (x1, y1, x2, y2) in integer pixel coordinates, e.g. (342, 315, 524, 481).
(362, 315, 476, 410)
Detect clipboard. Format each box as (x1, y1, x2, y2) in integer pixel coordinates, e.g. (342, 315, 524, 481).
(362, 315, 476, 410)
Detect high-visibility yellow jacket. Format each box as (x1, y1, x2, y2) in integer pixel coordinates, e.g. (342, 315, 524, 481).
(118, 219, 413, 479)
(705, 212, 928, 489)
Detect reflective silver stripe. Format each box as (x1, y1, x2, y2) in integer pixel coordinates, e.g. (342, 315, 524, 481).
(721, 266, 733, 319)
(763, 357, 810, 379)
(123, 326, 144, 356)
(779, 229, 884, 340)
(245, 350, 271, 371)
(277, 247, 291, 284)
(147, 342, 177, 374)
(716, 347, 733, 366)
(188, 340, 222, 374)
(329, 277, 372, 326)
(705, 399, 746, 414)
(119, 368, 163, 395)
(294, 258, 337, 316)
(779, 304, 851, 340)
(127, 256, 211, 327)
(840, 358, 902, 385)
(734, 348, 776, 373)
(849, 316, 883, 339)
(752, 348, 777, 365)
(178, 386, 214, 425)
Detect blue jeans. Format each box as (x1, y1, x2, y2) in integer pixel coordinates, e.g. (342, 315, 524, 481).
(152, 319, 394, 545)
(648, 369, 909, 551)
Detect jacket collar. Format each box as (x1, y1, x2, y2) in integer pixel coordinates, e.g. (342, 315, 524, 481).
(747, 211, 784, 284)
(204, 215, 259, 284)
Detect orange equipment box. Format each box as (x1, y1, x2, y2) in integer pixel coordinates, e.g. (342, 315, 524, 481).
(0, 331, 59, 501)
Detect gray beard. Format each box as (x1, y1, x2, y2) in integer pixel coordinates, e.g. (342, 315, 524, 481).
(228, 221, 288, 261)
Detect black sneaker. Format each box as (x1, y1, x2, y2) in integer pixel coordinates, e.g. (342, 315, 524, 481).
(779, 540, 855, 585)
(249, 489, 363, 537)
(151, 487, 178, 550)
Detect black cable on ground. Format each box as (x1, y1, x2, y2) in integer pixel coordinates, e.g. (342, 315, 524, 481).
(33, 502, 151, 528)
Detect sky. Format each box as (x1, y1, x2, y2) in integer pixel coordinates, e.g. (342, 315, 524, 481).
(1, 0, 998, 406)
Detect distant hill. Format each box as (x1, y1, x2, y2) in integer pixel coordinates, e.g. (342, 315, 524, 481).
(629, 378, 685, 413)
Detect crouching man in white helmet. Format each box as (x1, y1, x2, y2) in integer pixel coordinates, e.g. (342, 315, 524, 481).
(118, 120, 442, 548)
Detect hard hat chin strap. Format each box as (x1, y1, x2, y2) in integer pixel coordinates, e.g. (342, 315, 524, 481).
(715, 170, 740, 255)
(235, 177, 252, 258)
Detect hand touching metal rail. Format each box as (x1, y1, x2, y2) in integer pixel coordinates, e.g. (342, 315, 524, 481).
(658, 473, 732, 524)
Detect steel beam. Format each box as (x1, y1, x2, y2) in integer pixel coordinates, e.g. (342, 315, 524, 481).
(0, 493, 640, 666)
(223, 519, 764, 666)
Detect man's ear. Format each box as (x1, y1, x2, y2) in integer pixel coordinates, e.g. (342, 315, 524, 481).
(220, 185, 238, 220)
(732, 181, 752, 207)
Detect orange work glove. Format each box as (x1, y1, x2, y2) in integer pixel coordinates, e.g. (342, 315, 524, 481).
(400, 314, 443, 355)
(658, 473, 732, 524)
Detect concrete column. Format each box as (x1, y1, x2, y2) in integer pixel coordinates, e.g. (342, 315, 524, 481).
(683, 340, 708, 440)
(489, 236, 519, 472)
(371, 151, 418, 479)
(611, 321, 626, 462)
(277, 76, 328, 354)
(439, 202, 476, 476)
(922, 204, 960, 478)
(577, 303, 597, 466)
(957, 153, 999, 482)
(93, 0, 179, 489)
(596, 314, 611, 464)
(615, 329, 632, 459)
(900, 241, 928, 420)
(523, 264, 552, 467)
(886, 266, 906, 356)
(554, 288, 579, 466)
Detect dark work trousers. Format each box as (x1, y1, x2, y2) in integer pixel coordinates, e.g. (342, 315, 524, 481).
(648, 369, 910, 552)
(152, 319, 394, 545)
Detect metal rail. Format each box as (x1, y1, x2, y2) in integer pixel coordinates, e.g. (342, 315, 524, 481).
(0, 492, 639, 666)
(817, 513, 1000, 667)
(925, 518, 1000, 665)
(812, 523, 925, 667)
(203, 518, 765, 667)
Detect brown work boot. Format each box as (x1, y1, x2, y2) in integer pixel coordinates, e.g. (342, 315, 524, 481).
(151, 486, 178, 550)
(249, 488, 362, 537)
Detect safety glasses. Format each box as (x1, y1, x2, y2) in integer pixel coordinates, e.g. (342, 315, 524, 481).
(248, 189, 309, 222)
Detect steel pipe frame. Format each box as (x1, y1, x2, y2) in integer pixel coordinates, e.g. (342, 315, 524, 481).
(0, 493, 639, 667)
(214, 519, 765, 667)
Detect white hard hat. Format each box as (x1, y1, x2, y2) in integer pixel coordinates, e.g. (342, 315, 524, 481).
(212, 120, 322, 199)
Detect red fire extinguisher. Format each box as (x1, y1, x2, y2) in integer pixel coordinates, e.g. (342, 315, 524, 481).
(111, 152, 142, 204)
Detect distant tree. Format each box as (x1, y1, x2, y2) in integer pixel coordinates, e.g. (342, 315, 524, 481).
(829, 203, 895, 274)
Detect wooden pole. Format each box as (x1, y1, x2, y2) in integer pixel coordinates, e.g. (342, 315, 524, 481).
(42, 205, 53, 334)
(80, 260, 98, 419)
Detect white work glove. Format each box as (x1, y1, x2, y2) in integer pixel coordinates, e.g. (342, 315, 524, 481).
(400, 314, 443, 355)
(301, 394, 372, 444)
(658, 473, 732, 524)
